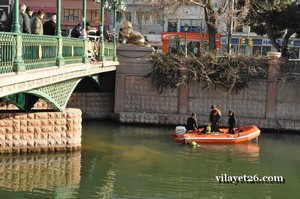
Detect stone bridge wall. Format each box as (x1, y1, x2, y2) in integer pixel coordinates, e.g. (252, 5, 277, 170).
(0, 108, 82, 153)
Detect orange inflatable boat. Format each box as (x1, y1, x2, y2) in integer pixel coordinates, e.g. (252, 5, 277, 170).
(172, 125, 261, 144)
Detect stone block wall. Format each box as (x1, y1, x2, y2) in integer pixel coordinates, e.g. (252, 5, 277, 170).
(123, 76, 178, 113)
(114, 46, 300, 131)
(276, 82, 300, 119)
(0, 108, 82, 153)
(188, 80, 267, 120)
(67, 92, 114, 119)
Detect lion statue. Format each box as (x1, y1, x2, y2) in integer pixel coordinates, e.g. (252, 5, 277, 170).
(120, 21, 151, 47)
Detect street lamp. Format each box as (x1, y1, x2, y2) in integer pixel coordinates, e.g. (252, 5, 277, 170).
(184, 23, 189, 58)
(107, 0, 127, 61)
(97, 0, 126, 61)
(98, 0, 106, 61)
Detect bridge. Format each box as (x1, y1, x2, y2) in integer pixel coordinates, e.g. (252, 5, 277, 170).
(0, 0, 122, 111)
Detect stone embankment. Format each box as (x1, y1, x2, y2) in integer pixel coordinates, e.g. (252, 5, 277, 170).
(110, 46, 300, 131)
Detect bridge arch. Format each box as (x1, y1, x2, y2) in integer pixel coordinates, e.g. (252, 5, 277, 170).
(2, 76, 101, 111)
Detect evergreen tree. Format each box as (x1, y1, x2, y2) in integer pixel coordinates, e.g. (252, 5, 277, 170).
(247, 0, 300, 58)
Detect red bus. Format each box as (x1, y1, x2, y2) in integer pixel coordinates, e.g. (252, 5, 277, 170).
(161, 32, 221, 54)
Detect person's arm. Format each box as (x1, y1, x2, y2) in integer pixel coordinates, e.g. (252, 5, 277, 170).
(23, 14, 31, 33)
(233, 116, 237, 127)
(31, 18, 39, 34)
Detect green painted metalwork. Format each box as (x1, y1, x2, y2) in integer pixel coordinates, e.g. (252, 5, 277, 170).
(12, 0, 26, 73)
(0, 33, 14, 73)
(99, 0, 106, 61)
(2, 76, 105, 111)
(5, 93, 39, 111)
(0, 0, 124, 74)
(26, 78, 82, 111)
(63, 37, 84, 64)
(22, 35, 57, 69)
(0, 0, 122, 112)
(91, 75, 101, 88)
(104, 43, 114, 61)
(56, 0, 65, 67)
(82, 0, 89, 64)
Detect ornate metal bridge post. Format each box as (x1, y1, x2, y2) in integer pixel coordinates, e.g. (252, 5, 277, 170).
(56, 0, 65, 67)
(112, 0, 117, 61)
(12, 0, 26, 73)
(99, 0, 105, 61)
(82, 0, 89, 64)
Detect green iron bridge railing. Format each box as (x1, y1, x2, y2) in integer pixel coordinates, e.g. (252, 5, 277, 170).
(0, 32, 115, 74)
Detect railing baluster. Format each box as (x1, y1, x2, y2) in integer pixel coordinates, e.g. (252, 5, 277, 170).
(0, 33, 14, 73)
(0, 31, 113, 74)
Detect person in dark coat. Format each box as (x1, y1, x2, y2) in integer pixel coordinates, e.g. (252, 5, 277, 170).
(186, 113, 198, 131)
(209, 104, 222, 132)
(70, 23, 81, 38)
(25, 6, 33, 19)
(96, 26, 110, 42)
(22, 6, 31, 33)
(3, 4, 30, 33)
(228, 111, 237, 134)
(43, 15, 56, 35)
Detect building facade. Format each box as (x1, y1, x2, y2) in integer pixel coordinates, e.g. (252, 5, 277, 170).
(4, 0, 107, 35)
(2, 0, 300, 58)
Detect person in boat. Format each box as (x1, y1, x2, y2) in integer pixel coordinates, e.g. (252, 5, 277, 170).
(228, 111, 237, 134)
(210, 105, 222, 132)
(186, 113, 198, 131)
(211, 104, 222, 116)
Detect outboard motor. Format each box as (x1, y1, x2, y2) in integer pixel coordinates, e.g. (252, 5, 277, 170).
(175, 126, 186, 136)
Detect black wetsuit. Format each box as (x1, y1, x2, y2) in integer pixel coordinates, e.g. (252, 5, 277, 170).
(186, 117, 198, 131)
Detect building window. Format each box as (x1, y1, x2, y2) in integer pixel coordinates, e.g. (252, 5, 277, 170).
(136, 11, 160, 25)
(116, 11, 123, 23)
(86, 9, 99, 23)
(180, 19, 190, 32)
(64, 9, 79, 21)
(191, 19, 204, 32)
(180, 19, 203, 33)
(168, 19, 177, 32)
(125, 11, 131, 22)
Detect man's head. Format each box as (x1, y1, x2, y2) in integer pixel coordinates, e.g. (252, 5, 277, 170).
(228, 111, 234, 116)
(26, 7, 33, 17)
(19, 4, 27, 14)
(37, 10, 45, 19)
(51, 15, 57, 23)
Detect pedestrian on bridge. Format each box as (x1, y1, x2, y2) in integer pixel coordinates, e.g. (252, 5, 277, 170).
(70, 23, 81, 38)
(3, 4, 30, 33)
(25, 6, 33, 19)
(43, 15, 56, 35)
(31, 10, 45, 35)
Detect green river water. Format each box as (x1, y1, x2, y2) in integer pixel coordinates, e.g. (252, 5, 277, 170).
(0, 120, 299, 199)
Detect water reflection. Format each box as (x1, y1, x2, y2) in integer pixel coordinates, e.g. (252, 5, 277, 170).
(182, 142, 260, 163)
(0, 121, 299, 199)
(0, 151, 81, 197)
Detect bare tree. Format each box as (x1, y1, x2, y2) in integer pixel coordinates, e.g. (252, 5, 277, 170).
(146, 0, 250, 52)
